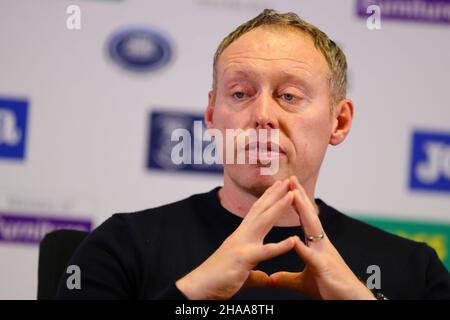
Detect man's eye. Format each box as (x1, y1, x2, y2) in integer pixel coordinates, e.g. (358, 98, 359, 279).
(232, 92, 246, 99)
(281, 93, 295, 101)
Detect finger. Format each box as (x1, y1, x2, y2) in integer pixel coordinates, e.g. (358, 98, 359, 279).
(249, 179, 290, 217)
(243, 181, 282, 222)
(269, 271, 303, 291)
(256, 190, 294, 236)
(292, 235, 319, 266)
(290, 177, 324, 242)
(251, 180, 281, 209)
(271, 270, 322, 299)
(248, 235, 296, 265)
(242, 270, 272, 289)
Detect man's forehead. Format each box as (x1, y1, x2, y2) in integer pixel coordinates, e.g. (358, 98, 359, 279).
(217, 27, 329, 76)
(222, 63, 314, 82)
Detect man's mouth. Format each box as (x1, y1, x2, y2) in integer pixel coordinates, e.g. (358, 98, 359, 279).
(244, 141, 286, 161)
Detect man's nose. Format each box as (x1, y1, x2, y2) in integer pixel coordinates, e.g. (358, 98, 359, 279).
(252, 92, 280, 129)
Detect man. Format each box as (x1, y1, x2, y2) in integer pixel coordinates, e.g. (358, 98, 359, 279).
(57, 9, 450, 300)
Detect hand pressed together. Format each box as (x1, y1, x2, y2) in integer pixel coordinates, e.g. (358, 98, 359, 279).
(175, 176, 375, 300)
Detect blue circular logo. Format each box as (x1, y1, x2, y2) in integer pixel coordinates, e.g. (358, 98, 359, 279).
(108, 27, 172, 72)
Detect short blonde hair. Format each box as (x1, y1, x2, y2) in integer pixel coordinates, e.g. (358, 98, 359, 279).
(212, 9, 348, 108)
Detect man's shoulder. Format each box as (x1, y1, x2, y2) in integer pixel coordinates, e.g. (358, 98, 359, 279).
(321, 200, 428, 253)
(109, 189, 213, 230)
(322, 201, 439, 278)
(323, 201, 450, 299)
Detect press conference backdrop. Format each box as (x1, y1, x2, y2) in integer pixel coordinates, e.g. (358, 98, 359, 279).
(1, 0, 450, 299)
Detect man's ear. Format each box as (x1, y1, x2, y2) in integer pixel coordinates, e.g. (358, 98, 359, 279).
(205, 90, 216, 129)
(329, 98, 354, 146)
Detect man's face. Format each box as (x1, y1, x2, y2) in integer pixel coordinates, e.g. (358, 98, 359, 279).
(206, 26, 339, 196)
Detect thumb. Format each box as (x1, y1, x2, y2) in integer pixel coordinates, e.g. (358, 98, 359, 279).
(242, 270, 272, 289)
(269, 271, 303, 291)
(249, 236, 296, 264)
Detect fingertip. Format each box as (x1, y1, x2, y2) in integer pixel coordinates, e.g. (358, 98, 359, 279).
(284, 190, 294, 201)
(283, 235, 294, 247)
(269, 272, 281, 283)
(293, 236, 302, 249)
(293, 237, 313, 258)
(282, 180, 291, 193)
(268, 275, 276, 285)
(289, 236, 298, 248)
(288, 235, 296, 246)
(265, 275, 275, 288)
(279, 236, 295, 251)
(292, 189, 301, 201)
(288, 177, 296, 190)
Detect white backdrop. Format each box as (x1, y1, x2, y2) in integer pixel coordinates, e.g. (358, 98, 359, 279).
(1, 0, 449, 299)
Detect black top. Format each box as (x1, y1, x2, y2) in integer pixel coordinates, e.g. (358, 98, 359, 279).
(56, 187, 450, 300)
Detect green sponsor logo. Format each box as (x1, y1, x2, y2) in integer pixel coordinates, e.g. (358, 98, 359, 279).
(355, 215, 450, 270)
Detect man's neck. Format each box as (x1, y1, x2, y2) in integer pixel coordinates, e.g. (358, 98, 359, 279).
(217, 175, 319, 227)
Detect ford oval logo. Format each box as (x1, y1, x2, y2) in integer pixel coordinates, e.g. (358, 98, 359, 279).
(108, 27, 172, 72)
